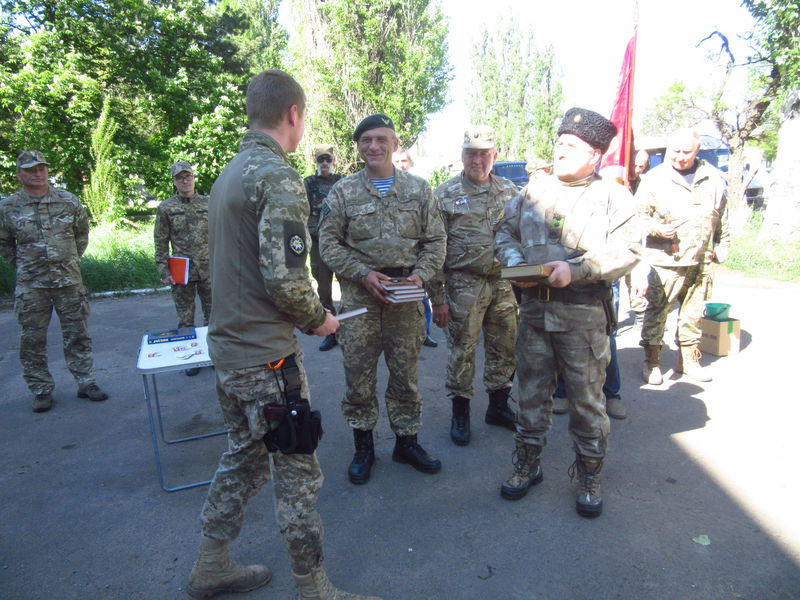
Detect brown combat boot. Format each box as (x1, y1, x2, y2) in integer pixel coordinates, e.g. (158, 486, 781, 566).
(294, 566, 382, 600)
(677, 344, 712, 382)
(77, 382, 108, 401)
(641, 344, 663, 385)
(32, 392, 53, 413)
(569, 454, 604, 518)
(500, 441, 543, 500)
(187, 536, 271, 599)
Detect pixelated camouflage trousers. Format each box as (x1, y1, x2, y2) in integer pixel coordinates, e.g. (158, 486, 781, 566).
(640, 264, 711, 347)
(443, 272, 517, 399)
(14, 284, 95, 395)
(337, 280, 425, 435)
(515, 319, 610, 458)
(200, 348, 325, 574)
(310, 235, 336, 315)
(171, 278, 212, 328)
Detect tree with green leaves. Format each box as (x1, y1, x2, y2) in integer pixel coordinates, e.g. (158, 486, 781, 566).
(291, 0, 452, 173)
(467, 21, 562, 162)
(640, 82, 706, 137)
(0, 0, 252, 211)
(83, 96, 121, 222)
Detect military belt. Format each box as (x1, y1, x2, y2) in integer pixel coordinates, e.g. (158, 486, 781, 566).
(533, 285, 604, 304)
(380, 266, 413, 278)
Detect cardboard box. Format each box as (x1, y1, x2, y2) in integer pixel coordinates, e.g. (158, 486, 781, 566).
(700, 318, 740, 356)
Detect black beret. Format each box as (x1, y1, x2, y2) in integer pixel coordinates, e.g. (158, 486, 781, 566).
(557, 107, 617, 153)
(353, 114, 395, 141)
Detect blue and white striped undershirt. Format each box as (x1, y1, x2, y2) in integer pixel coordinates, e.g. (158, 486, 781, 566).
(370, 176, 394, 195)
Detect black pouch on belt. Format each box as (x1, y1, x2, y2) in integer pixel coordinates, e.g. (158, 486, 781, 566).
(263, 354, 324, 454)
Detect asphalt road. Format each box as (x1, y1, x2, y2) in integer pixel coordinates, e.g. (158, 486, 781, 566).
(1, 267, 799, 599)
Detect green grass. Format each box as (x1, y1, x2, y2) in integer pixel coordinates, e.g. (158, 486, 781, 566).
(726, 213, 800, 281)
(0, 221, 161, 297)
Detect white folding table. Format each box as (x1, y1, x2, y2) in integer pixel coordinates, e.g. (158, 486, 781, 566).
(136, 326, 226, 492)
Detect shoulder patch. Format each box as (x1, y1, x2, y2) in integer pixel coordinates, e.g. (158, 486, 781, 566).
(320, 202, 331, 219)
(283, 221, 308, 268)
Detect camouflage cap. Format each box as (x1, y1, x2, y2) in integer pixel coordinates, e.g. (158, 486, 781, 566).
(313, 144, 335, 159)
(557, 107, 617, 153)
(17, 150, 49, 169)
(463, 126, 496, 150)
(170, 161, 194, 177)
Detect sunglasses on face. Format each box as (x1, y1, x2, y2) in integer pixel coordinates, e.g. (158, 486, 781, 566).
(317, 155, 333, 164)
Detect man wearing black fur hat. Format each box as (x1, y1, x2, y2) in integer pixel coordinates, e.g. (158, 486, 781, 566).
(494, 107, 642, 518)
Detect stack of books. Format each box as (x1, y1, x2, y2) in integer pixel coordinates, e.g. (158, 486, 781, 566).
(381, 279, 426, 303)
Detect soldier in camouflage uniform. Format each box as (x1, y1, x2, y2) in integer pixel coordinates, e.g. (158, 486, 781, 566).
(318, 114, 446, 485)
(0, 150, 108, 413)
(494, 108, 641, 518)
(154, 161, 211, 376)
(428, 126, 518, 447)
(304, 144, 343, 352)
(187, 70, 379, 600)
(637, 128, 729, 385)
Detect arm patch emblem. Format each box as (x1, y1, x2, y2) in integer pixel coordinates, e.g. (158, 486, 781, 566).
(284, 221, 307, 268)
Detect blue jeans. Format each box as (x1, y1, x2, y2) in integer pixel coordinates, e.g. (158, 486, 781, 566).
(423, 295, 433, 337)
(554, 280, 620, 399)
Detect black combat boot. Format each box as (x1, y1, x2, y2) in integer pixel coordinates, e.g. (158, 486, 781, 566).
(485, 387, 516, 431)
(569, 454, 604, 518)
(348, 429, 375, 485)
(450, 396, 470, 446)
(392, 434, 442, 474)
(500, 441, 543, 500)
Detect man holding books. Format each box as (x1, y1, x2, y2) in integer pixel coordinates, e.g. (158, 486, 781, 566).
(154, 161, 212, 376)
(0, 150, 108, 412)
(318, 114, 446, 484)
(428, 126, 519, 446)
(494, 108, 642, 518)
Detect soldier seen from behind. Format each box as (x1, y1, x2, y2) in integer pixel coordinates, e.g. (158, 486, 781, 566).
(186, 69, 379, 600)
(0, 150, 108, 412)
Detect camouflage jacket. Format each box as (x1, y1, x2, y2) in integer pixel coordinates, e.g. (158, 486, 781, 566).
(153, 192, 210, 281)
(495, 173, 640, 331)
(304, 173, 343, 236)
(318, 168, 446, 285)
(0, 187, 88, 289)
(427, 172, 518, 305)
(207, 130, 327, 370)
(636, 159, 729, 268)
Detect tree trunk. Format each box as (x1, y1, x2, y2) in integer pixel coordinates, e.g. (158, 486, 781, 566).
(726, 138, 750, 234)
(761, 90, 800, 243)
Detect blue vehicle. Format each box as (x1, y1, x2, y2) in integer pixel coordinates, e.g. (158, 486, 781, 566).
(492, 161, 528, 189)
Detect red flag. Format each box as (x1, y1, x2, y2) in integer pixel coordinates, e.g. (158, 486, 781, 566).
(600, 30, 637, 187)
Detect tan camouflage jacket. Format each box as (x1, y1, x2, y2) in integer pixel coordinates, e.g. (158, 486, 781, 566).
(207, 131, 327, 370)
(318, 168, 446, 285)
(154, 192, 210, 282)
(636, 159, 729, 267)
(0, 187, 89, 289)
(427, 172, 518, 305)
(495, 173, 640, 331)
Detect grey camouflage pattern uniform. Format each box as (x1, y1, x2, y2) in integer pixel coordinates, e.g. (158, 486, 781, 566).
(495, 174, 640, 457)
(318, 169, 446, 434)
(0, 187, 97, 394)
(637, 159, 729, 347)
(429, 173, 518, 400)
(154, 192, 212, 327)
(201, 131, 328, 574)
